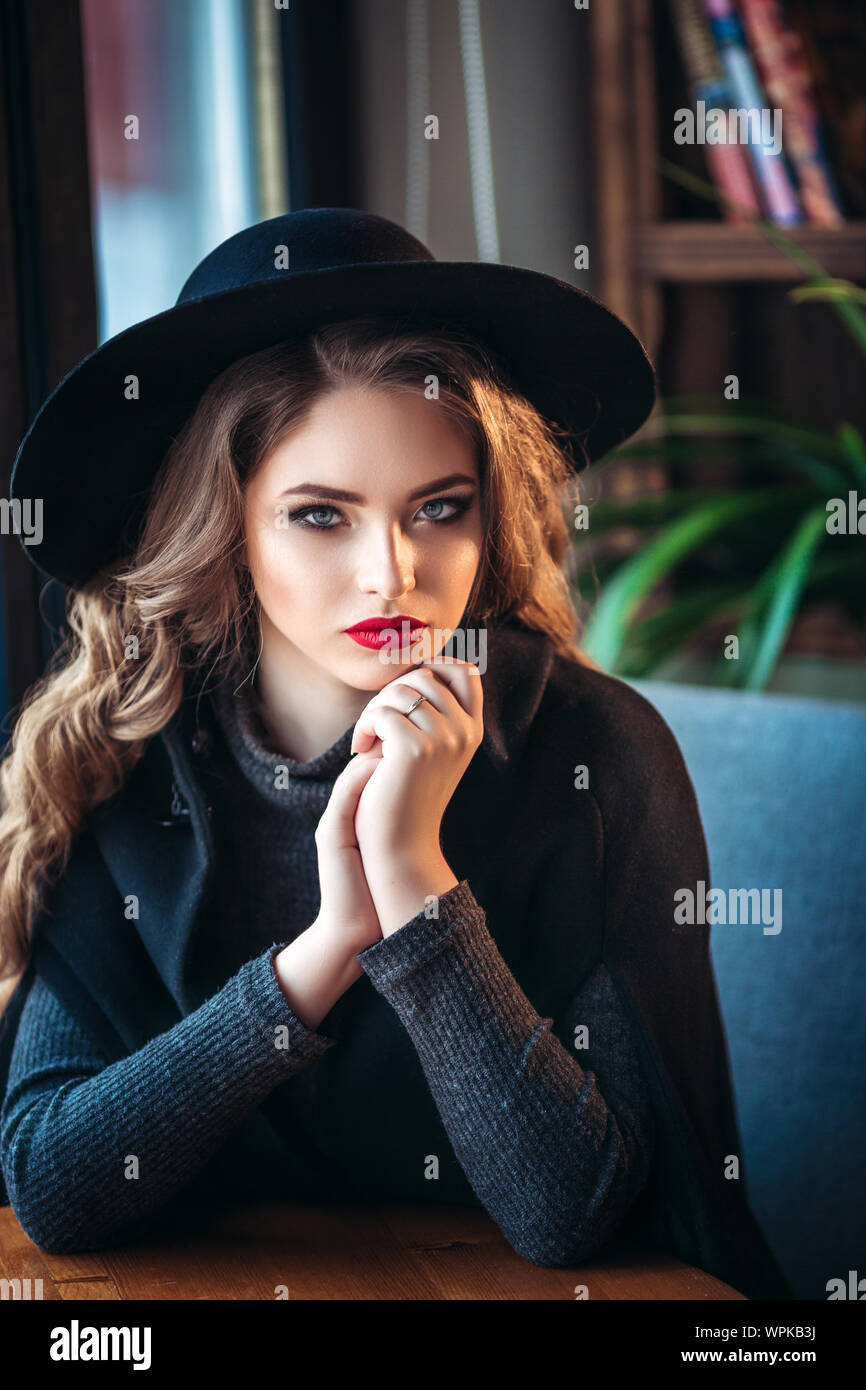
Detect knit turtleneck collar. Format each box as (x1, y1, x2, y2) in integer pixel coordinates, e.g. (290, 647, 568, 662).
(174, 617, 557, 819)
(208, 667, 355, 806)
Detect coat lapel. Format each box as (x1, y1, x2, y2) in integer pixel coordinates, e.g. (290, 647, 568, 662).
(85, 700, 214, 1014)
(468, 620, 554, 774)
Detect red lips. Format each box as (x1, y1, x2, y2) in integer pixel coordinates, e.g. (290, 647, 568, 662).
(345, 615, 427, 632)
(345, 616, 429, 650)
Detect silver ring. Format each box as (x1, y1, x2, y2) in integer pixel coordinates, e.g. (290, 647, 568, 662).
(404, 693, 428, 717)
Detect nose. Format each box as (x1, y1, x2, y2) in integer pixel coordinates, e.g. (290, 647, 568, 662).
(357, 518, 416, 600)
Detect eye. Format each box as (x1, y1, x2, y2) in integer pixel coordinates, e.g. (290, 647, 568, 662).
(288, 505, 342, 529)
(416, 494, 473, 523)
(287, 493, 473, 532)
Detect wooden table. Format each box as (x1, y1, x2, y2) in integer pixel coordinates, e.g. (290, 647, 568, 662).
(0, 1202, 745, 1300)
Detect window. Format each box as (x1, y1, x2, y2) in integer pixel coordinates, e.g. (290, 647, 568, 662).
(80, 0, 287, 342)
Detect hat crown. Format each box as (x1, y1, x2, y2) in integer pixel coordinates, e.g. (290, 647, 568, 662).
(176, 207, 436, 305)
(11, 205, 656, 589)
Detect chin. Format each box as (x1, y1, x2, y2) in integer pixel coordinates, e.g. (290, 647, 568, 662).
(335, 643, 430, 688)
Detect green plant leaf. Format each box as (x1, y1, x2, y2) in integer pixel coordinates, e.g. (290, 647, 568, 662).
(618, 583, 753, 677)
(741, 506, 830, 690)
(836, 424, 866, 493)
(787, 282, 866, 355)
(582, 490, 785, 670)
(789, 282, 866, 308)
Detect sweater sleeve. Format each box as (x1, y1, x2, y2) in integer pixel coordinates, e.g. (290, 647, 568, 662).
(0, 942, 337, 1254)
(357, 880, 654, 1267)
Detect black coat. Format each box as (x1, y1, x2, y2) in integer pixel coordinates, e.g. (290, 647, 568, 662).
(0, 619, 793, 1298)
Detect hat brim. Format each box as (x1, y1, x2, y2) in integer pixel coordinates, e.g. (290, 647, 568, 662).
(10, 259, 656, 588)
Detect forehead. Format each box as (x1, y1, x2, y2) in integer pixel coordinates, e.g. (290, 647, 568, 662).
(256, 387, 479, 490)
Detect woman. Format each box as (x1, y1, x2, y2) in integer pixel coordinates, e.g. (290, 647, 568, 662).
(0, 209, 790, 1298)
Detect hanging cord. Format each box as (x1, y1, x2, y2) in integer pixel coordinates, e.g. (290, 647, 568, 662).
(405, 0, 431, 244)
(458, 0, 500, 262)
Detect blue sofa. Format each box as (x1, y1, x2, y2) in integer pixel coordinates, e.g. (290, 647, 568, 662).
(628, 679, 866, 1302)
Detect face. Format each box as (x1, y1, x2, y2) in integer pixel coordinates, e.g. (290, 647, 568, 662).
(243, 385, 484, 691)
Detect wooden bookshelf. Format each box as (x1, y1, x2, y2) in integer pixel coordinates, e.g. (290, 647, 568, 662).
(589, 0, 866, 353)
(634, 221, 866, 283)
(587, 0, 866, 665)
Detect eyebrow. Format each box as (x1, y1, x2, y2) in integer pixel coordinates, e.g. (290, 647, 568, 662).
(278, 473, 478, 504)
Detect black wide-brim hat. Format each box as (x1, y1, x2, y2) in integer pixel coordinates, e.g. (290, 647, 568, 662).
(9, 207, 656, 589)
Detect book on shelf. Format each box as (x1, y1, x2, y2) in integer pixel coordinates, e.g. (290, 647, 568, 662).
(786, 0, 866, 218)
(668, 0, 763, 222)
(738, 0, 846, 225)
(668, 0, 859, 226)
(700, 0, 804, 225)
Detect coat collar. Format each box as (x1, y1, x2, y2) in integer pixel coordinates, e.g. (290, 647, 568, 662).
(86, 619, 555, 1013)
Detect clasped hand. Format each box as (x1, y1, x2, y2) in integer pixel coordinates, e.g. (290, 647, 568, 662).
(351, 654, 483, 864)
(314, 656, 483, 952)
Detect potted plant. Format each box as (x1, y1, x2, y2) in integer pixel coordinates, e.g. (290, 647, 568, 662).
(571, 163, 866, 692)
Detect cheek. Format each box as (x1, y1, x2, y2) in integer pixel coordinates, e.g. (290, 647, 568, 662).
(257, 539, 343, 615)
(438, 532, 483, 590)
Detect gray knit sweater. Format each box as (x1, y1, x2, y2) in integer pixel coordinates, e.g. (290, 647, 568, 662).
(1, 668, 655, 1260)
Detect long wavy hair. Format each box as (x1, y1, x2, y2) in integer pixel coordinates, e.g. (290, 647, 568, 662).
(0, 315, 599, 996)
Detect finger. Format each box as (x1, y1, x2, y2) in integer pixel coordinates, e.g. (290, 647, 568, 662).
(350, 668, 459, 753)
(318, 753, 379, 846)
(330, 753, 380, 810)
(418, 656, 483, 719)
(350, 703, 426, 759)
(350, 694, 441, 754)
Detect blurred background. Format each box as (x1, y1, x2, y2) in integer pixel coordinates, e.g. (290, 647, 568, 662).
(2, 0, 865, 725)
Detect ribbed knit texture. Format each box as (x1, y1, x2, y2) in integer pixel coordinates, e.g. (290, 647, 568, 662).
(1, 947, 335, 1252)
(358, 891, 656, 1263)
(184, 666, 356, 1002)
(1, 665, 655, 1260)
